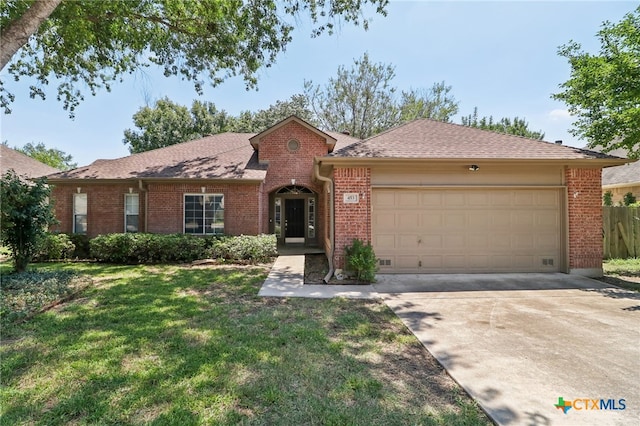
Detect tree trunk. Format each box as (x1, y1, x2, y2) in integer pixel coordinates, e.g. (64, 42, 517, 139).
(0, 0, 62, 70)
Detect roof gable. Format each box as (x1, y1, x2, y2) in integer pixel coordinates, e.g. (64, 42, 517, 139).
(249, 115, 338, 152)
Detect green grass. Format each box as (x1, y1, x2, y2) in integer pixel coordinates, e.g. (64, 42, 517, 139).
(1, 263, 490, 425)
(602, 258, 640, 292)
(603, 258, 640, 276)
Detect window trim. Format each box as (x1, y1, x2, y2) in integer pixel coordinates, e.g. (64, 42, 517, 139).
(73, 193, 87, 235)
(183, 193, 224, 235)
(124, 193, 139, 233)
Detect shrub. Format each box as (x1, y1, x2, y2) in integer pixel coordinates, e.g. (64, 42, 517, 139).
(68, 234, 91, 259)
(89, 233, 276, 264)
(0, 270, 89, 326)
(33, 233, 75, 261)
(207, 234, 277, 263)
(603, 190, 613, 206)
(345, 238, 378, 283)
(623, 192, 637, 206)
(1, 171, 57, 272)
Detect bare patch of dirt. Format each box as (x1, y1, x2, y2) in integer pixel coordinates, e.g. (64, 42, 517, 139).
(304, 254, 366, 285)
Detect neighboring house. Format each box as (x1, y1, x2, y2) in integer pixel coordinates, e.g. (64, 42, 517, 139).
(600, 148, 640, 205)
(47, 116, 626, 277)
(0, 144, 60, 179)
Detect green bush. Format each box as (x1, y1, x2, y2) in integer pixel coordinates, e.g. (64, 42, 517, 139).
(345, 238, 378, 283)
(623, 192, 637, 206)
(89, 233, 277, 264)
(207, 234, 277, 263)
(0, 270, 89, 326)
(33, 233, 75, 261)
(68, 234, 91, 258)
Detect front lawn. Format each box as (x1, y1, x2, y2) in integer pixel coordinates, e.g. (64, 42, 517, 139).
(1, 263, 490, 425)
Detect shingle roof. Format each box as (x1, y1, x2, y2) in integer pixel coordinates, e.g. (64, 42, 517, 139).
(0, 145, 60, 178)
(602, 161, 640, 186)
(48, 131, 361, 180)
(331, 119, 623, 160)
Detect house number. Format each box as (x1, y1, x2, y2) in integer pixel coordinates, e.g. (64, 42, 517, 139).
(343, 193, 359, 203)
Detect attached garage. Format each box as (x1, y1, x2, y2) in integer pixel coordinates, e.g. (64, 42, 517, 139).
(372, 187, 564, 273)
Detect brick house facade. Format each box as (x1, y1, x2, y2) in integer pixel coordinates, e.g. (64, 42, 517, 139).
(47, 116, 626, 277)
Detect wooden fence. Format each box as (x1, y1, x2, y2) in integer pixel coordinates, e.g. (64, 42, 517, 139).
(603, 207, 640, 259)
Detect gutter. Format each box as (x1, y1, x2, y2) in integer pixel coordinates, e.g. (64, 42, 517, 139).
(314, 162, 334, 283)
(138, 179, 148, 233)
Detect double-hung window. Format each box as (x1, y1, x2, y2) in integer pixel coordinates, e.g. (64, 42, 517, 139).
(184, 194, 224, 235)
(125, 193, 139, 233)
(73, 193, 87, 234)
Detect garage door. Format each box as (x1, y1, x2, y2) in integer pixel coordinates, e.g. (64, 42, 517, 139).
(372, 188, 563, 273)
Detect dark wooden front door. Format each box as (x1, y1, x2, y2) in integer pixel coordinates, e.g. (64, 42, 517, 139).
(285, 199, 305, 238)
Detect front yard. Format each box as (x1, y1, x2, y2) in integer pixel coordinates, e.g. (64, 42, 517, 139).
(1, 262, 490, 425)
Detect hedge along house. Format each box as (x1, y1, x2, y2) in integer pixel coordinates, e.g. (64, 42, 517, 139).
(47, 116, 626, 277)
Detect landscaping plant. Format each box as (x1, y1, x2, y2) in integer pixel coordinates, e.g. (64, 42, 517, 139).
(345, 238, 378, 282)
(0, 171, 57, 272)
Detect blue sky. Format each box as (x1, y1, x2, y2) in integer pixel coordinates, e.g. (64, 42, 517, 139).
(1, 1, 636, 167)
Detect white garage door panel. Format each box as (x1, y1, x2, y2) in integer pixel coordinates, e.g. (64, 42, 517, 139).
(373, 188, 563, 273)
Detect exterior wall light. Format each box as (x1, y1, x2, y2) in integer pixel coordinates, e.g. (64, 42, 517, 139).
(468, 165, 480, 171)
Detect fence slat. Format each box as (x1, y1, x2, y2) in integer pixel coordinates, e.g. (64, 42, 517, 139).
(603, 207, 639, 259)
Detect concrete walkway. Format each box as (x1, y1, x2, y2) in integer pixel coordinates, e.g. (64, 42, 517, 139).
(258, 255, 377, 299)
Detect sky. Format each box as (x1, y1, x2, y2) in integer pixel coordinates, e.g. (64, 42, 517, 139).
(0, 1, 636, 167)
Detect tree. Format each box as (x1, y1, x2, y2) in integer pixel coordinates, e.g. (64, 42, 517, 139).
(123, 94, 315, 153)
(552, 6, 640, 158)
(230, 94, 317, 133)
(461, 107, 545, 140)
(15, 142, 77, 170)
(1, 170, 57, 272)
(123, 98, 234, 153)
(305, 53, 399, 139)
(399, 82, 459, 123)
(1, 0, 389, 117)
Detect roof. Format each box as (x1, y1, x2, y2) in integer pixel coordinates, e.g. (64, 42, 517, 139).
(584, 145, 640, 187)
(602, 161, 640, 186)
(331, 119, 626, 161)
(48, 130, 360, 181)
(0, 145, 60, 178)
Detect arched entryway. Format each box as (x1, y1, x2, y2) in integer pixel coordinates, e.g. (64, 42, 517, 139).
(270, 185, 317, 246)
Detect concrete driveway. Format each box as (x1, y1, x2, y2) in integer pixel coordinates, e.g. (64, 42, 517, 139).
(374, 274, 640, 426)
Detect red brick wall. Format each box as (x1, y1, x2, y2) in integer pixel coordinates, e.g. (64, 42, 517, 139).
(566, 168, 603, 273)
(51, 181, 260, 237)
(257, 121, 330, 239)
(51, 183, 143, 236)
(333, 167, 372, 269)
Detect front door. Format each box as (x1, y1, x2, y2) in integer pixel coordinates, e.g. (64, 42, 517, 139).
(285, 198, 305, 242)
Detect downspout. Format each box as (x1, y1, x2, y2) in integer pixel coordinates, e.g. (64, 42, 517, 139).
(138, 179, 148, 233)
(314, 161, 334, 283)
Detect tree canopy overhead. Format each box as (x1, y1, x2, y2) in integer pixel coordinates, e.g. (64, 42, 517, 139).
(553, 6, 640, 158)
(0, 0, 388, 116)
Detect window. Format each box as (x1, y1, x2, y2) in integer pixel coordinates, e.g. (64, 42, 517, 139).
(125, 193, 139, 233)
(274, 197, 282, 238)
(308, 198, 315, 238)
(73, 193, 87, 234)
(184, 194, 224, 235)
